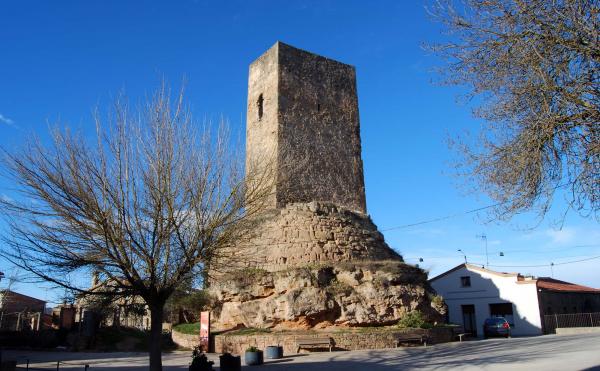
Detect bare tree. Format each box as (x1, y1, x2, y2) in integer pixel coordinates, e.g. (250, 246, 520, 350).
(428, 0, 599, 221)
(0, 85, 272, 370)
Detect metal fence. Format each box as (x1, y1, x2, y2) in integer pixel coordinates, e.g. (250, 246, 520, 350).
(15, 361, 90, 371)
(543, 312, 600, 334)
(0, 311, 43, 331)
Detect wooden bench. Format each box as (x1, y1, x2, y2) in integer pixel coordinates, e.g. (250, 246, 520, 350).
(396, 333, 430, 347)
(452, 326, 471, 342)
(295, 337, 333, 353)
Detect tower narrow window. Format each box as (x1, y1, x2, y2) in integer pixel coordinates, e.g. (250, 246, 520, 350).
(317, 103, 321, 112)
(257, 94, 264, 120)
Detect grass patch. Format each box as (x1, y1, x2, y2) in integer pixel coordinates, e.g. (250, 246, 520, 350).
(225, 327, 272, 336)
(326, 279, 354, 295)
(173, 322, 200, 335)
(225, 267, 270, 286)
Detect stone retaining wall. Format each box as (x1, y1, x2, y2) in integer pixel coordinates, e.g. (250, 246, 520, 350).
(171, 331, 199, 350)
(213, 327, 453, 355)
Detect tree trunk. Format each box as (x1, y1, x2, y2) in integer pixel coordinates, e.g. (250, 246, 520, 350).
(149, 303, 164, 371)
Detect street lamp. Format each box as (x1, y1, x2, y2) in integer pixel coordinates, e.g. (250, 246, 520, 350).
(457, 249, 467, 264)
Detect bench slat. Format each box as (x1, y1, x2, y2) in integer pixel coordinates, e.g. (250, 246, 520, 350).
(295, 337, 333, 353)
(396, 334, 429, 347)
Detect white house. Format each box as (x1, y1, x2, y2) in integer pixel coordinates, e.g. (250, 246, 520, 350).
(429, 264, 600, 337)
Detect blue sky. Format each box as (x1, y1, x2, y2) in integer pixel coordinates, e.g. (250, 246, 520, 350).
(1, 0, 598, 305)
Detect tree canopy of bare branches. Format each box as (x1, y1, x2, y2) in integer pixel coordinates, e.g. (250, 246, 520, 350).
(428, 0, 599, 221)
(0, 85, 272, 370)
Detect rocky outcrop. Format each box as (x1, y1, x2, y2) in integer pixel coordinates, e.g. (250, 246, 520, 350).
(209, 202, 444, 331)
(210, 261, 443, 331)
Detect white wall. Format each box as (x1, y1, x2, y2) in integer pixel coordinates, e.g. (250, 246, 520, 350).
(430, 265, 542, 337)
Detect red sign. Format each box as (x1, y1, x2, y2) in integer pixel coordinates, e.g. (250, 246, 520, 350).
(199, 311, 210, 351)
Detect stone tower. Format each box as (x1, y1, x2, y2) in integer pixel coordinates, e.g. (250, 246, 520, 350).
(246, 42, 366, 213)
(209, 43, 444, 331)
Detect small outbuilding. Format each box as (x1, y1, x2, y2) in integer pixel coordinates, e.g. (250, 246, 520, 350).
(0, 290, 46, 331)
(429, 264, 600, 337)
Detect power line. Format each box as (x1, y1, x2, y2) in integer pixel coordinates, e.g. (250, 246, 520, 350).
(488, 243, 600, 255)
(381, 180, 579, 232)
(381, 203, 500, 231)
(404, 243, 600, 260)
(487, 255, 600, 269)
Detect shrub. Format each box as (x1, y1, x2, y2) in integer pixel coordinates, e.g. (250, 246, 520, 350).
(431, 295, 444, 307)
(190, 345, 214, 371)
(246, 346, 259, 352)
(397, 310, 427, 329)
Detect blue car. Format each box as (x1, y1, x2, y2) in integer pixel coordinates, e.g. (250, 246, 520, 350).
(483, 317, 511, 338)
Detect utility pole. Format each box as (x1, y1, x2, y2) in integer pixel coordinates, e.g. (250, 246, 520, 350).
(476, 234, 489, 268)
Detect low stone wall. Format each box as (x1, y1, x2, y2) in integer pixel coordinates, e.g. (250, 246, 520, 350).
(172, 331, 199, 350)
(556, 327, 600, 335)
(214, 327, 453, 355)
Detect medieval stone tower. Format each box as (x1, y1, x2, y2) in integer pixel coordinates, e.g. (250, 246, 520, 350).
(210, 42, 444, 330)
(246, 41, 366, 213)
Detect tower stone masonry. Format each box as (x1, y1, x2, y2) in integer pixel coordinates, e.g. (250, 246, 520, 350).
(209, 42, 444, 331)
(246, 42, 366, 213)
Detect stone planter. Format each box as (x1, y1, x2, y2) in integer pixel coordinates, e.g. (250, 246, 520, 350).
(265, 345, 283, 359)
(244, 350, 264, 366)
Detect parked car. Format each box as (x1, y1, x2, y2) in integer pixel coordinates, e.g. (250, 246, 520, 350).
(483, 317, 511, 338)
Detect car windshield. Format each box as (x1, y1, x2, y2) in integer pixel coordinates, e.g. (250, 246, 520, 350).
(486, 318, 506, 324)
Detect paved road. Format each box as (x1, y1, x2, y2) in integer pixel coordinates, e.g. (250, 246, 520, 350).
(4, 333, 600, 370)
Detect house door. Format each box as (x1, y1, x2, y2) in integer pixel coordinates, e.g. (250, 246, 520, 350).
(462, 304, 477, 336)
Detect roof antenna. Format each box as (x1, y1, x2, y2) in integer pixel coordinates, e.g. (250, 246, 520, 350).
(457, 249, 467, 264)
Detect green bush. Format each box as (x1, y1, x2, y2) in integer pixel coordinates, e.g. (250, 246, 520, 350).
(246, 346, 259, 352)
(397, 310, 428, 329)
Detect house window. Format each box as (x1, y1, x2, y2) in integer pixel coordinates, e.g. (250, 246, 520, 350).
(460, 276, 471, 287)
(490, 302, 515, 326)
(257, 94, 264, 120)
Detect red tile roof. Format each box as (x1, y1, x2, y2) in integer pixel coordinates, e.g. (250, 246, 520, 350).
(537, 277, 600, 293)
